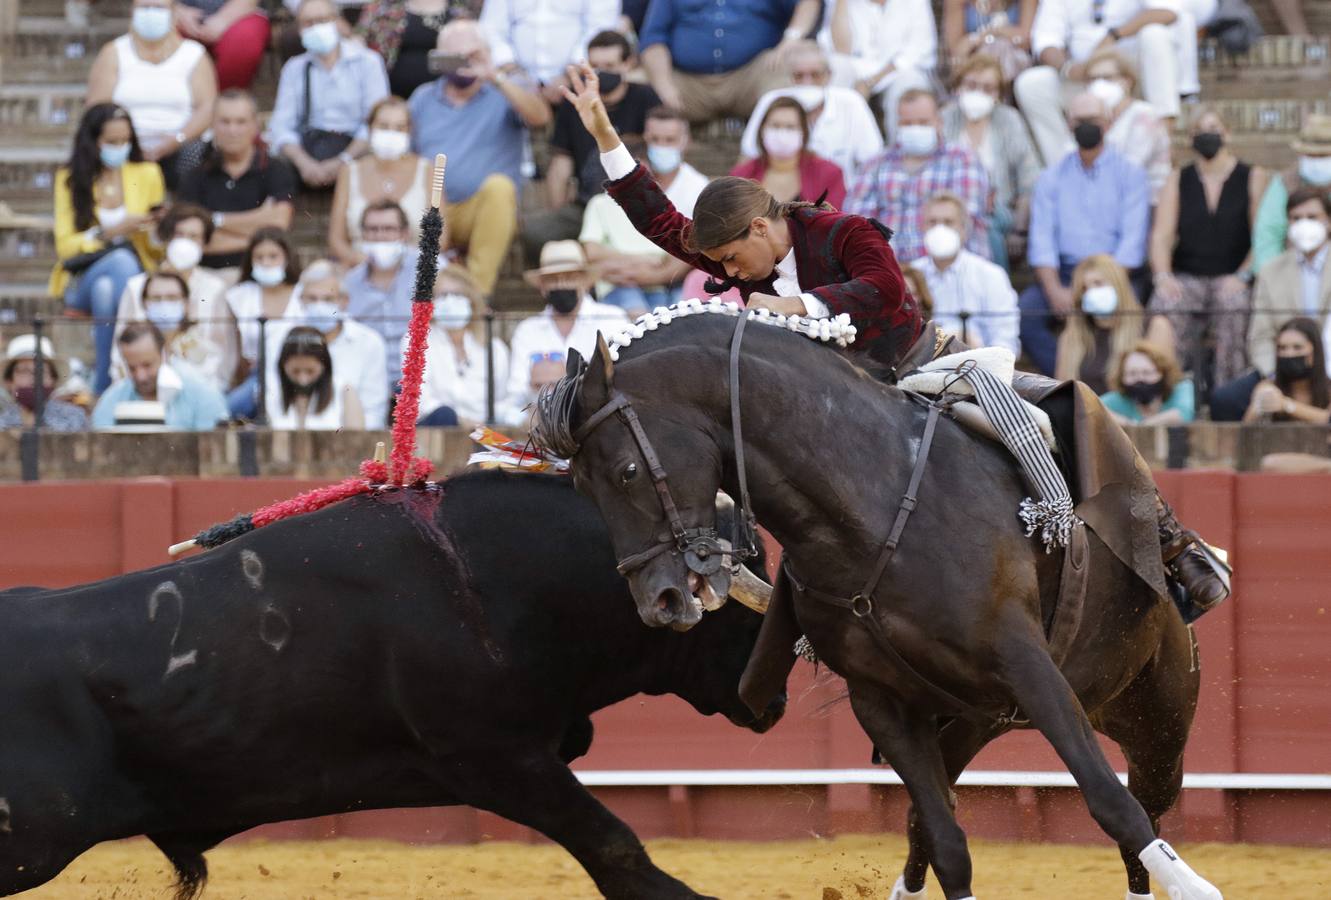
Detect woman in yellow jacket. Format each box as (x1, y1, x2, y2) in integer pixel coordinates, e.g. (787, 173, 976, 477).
(52, 103, 164, 393)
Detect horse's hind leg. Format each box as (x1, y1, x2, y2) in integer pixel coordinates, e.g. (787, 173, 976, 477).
(993, 625, 1220, 899)
(847, 682, 976, 900)
(1097, 617, 1201, 899)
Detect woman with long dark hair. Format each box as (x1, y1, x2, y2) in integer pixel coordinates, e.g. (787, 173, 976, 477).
(51, 102, 165, 394)
(223, 227, 304, 419)
(729, 96, 846, 209)
(1241, 317, 1331, 424)
(267, 326, 365, 430)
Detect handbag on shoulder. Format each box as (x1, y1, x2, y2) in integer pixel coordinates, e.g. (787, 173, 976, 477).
(299, 60, 354, 161)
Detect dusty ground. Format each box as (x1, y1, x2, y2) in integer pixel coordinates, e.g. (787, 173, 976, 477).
(16, 835, 1331, 899)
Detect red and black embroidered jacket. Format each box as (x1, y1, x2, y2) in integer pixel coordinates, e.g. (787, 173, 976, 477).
(606, 163, 924, 368)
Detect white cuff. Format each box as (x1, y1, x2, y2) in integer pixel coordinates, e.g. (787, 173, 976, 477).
(800, 292, 829, 317)
(600, 143, 637, 181)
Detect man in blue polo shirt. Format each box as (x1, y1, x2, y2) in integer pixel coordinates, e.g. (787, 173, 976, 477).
(409, 20, 551, 297)
(640, 0, 820, 121)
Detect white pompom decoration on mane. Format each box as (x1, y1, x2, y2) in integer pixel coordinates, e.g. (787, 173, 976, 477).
(603, 297, 858, 361)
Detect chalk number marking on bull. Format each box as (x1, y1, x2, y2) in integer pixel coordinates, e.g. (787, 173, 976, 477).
(240, 550, 290, 652)
(240, 549, 264, 591)
(147, 581, 197, 678)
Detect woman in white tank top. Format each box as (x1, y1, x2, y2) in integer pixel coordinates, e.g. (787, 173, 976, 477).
(86, 3, 218, 187)
(329, 96, 432, 265)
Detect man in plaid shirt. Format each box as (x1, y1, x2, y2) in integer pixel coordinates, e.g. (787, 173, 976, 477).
(845, 89, 992, 265)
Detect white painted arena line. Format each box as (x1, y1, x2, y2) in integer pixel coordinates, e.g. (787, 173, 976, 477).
(574, 770, 1331, 791)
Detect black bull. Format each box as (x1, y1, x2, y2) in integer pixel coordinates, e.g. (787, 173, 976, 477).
(0, 470, 784, 900)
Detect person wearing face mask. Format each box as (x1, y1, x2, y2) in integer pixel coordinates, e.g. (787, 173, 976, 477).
(1100, 341, 1195, 425)
(223, 228, 304, 419)
(343, 200, 420, 392)
(1231, 318, 1331, 426)
(268, 0, 391, 190)
(737, 41, 883, 184)
(356, 0, 486, 100)
(1020, 91, 1151, 377)
(409, 20, 550, 296)
(116, 271, 232, 390)
(51, 103, 165, 396)
(114, 203, 240, 393)
(523, 31, 661, 268)
(1247, 189, 1331, 378)
(92, 322, 228, 430)
(846, 88, 991, 265)
(1252, 114, 1331, 275)
(329, 97, 433, 266)
(86, 0, 218, 189)
(1150, 106, 1268, 390)
(821, 0, 937, 138)
(909, 192, 1020, 355)
(1076, 50, 1172, 202)
(730, 97, 846, 209)
(410, 266, 510, 427)
(267, 326, 366, 430)
(940, 53, 1040, 268)
(1054, 254, 1174, 394)
(505, 241, 630, 417)
(0, 336, 89, 433)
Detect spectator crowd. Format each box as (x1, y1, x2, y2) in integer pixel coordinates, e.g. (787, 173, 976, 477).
(5, 0, 1330, 449)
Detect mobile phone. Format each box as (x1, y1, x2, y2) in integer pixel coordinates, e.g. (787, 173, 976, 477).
(427, 50, 468, 75)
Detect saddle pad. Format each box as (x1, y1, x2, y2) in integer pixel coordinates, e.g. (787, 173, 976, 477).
(899, 348, 1057, 451)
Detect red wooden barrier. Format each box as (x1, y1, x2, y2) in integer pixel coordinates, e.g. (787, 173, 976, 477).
(1, 473, 1328, 845)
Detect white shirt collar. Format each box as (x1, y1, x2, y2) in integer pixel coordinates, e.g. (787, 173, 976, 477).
(775, 249, 798, 281)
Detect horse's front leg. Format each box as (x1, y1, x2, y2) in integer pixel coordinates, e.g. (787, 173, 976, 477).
(847, 682, 976, 900)
(992, 621, 1222, 900)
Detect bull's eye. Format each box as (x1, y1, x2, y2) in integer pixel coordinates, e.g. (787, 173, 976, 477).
(619, 462, 639, 486)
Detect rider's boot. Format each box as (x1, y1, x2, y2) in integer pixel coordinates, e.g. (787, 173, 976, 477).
(1157, 495, 1231, 611)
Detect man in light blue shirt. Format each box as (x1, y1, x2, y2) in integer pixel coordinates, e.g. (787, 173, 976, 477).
(1018, 91, 1150, 375)
(409, 20, 551, 295)
(268, 0, 390, 189)
(343, 200, 418, 392)
(92, 323, 227, 431)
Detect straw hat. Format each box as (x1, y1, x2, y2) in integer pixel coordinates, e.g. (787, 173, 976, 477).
(523, 240, 596, 287)
(1292, 113, 1331, 156)
(2, 334, 61, 381)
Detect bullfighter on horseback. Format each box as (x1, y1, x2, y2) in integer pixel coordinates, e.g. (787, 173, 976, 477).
(561, 61, 1229, 614)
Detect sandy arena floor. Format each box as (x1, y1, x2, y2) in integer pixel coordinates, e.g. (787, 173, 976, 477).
(16, 834, 1331, 899)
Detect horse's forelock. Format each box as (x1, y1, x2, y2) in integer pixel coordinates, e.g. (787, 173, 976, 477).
(530, 372, 585, 459)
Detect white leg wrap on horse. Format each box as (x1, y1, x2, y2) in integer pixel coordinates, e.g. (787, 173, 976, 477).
(1138, 839, 1223, 899)
(888, 875, 928, 899)
(1127, 892, 1157, 900)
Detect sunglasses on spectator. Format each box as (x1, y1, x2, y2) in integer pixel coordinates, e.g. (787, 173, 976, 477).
(530, 351, 566, 365)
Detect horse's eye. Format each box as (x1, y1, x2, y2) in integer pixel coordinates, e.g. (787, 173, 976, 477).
(619, 462, 639, 486)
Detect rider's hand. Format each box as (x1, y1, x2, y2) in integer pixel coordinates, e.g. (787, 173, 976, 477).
(562, 62, 620, 152)
(746, 293, 810, 317)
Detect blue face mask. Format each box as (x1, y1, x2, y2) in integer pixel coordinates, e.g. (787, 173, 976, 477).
(300, 21, 340, 56)
(1299, 155, 1331, 187)
(647, 144, 682, 174)
(99, 142, 132, 169)
(131, 6, 173, 41)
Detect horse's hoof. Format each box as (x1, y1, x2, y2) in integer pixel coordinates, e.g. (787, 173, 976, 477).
(1138, 839, 1223, 900)
(888, 875, 927, 899)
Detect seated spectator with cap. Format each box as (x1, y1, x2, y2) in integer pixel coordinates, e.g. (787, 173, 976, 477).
(178, 90, 297, 279)
(1100, 340, 1195, 426)
(909, 192, 1019, 354)
(638, 0, 820, 121)
(0, 335, 89, 432)
(478, 0, 620, 105)
(821, 0, 936, 137)
(409, 20, 550, 297)
(501, 240, 629, 424)
(524, 30, 659, 266)
(412, 265, 510, 427)
(267, 325, 365, 430)
(730, 97, 846, 209)
(1247, 188, 1331, 377)
(343, 199, 418, 393)
(92, 322, 228, 430)
(1019, 91, 1150, 376)
(845, 88, 991, 265)
(268, 0, 390, 191)
(737, 40, 883, 184)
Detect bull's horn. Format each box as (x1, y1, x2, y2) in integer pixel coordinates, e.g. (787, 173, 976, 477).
(167, 539, 198, 557)
(728, 565, 772, 614)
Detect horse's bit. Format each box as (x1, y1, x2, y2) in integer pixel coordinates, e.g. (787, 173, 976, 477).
(573, 314, 761, 579)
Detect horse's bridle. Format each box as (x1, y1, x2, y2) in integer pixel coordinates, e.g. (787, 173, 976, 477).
(573, 315, 760, 579)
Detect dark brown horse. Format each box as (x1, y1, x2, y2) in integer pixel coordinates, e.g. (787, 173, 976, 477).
(535, 308, 1223, 900)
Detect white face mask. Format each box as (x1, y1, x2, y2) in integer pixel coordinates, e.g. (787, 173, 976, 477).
(761, 126, 803, 160)
(300, 20, 340, 57)
(1088, 77, 1126, 110)
(957, 90, 995, 122)
(1298, 155, 1331, 187)
(303, 299, 342, 333)
(363, 240, 404, 270)
(1081, 284, 1119, 317)
(131, 6, 172, 41)
(165, 237, 202, 272)
(923, 224, 961, 261)
(252, 264, 286, 287)
(786, 85, 826, 112)
(369, 128, 411, 161)
(898, 124, 938, 157)
(433, 292, 472, 328)
(1289, 217, 1329, 254)
(145, 299, 186, 330)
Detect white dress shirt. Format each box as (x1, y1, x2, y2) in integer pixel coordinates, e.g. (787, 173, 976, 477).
(817, 0, 938, 82)
(407, 326, 511, 424)
(480, 0, 620, 83)
(740, 86, 884, 183)
(502, 297, 630, 424)
(1031, 0, 1181, 61)
(910, 249, 1020, 355)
